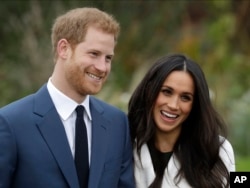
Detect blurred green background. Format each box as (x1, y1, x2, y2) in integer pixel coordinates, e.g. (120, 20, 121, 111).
(0, 0, 249, 171)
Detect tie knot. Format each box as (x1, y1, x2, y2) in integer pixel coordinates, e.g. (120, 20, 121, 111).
(75, 105, 84, 117)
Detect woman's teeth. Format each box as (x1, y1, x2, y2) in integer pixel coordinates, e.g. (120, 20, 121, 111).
(161, 111, 178, 119)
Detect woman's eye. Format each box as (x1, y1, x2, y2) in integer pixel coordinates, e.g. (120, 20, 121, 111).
(162, 89, 171, 95)
(181, 95, 192, 101)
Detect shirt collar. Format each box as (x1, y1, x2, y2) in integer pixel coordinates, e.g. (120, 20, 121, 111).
(47, 78, 92, 121)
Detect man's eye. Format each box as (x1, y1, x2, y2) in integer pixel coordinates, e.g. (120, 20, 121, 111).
(90, 52, 98, 56)
(105, 56, 113, 63)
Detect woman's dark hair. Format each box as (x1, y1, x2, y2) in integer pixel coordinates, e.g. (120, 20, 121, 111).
(128, 54, 230, 188)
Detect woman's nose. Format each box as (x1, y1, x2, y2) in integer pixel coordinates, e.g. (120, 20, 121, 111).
(167, 96, 179, 110)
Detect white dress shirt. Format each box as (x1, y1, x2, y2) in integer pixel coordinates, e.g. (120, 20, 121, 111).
(47, 79, 92, 164)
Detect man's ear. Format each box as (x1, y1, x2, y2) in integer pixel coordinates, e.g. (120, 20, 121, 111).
(57, 39, 70, 59)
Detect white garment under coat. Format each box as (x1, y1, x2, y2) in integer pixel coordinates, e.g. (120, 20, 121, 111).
(134, 138, 235, 188)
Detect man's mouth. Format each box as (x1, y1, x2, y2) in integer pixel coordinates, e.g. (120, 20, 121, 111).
(87, 72, 103, 81)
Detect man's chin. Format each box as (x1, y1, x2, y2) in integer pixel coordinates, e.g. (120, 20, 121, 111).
(87, 87, 102, 95)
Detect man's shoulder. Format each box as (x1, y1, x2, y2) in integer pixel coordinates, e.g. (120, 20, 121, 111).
(0, 94, 34, 112)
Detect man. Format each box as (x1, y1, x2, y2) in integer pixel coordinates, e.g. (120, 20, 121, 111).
(0, 7, 134, 188)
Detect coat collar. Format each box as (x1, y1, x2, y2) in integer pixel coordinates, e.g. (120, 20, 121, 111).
(87, 97, 109, 188)
(33, 85, 79, 188)
(134, 143, 190, 188)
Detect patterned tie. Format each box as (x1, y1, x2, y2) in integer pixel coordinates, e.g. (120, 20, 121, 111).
(75, 105, 89, 188)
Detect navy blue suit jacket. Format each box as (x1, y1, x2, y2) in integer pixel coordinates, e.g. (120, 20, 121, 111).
(0, 85, 135, 188)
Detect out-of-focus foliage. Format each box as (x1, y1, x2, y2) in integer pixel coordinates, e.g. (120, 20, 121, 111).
(228, 90, 250, 156)
(0, 0, 249, 158)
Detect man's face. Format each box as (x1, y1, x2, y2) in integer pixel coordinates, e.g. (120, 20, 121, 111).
(64, 27, 115, 100)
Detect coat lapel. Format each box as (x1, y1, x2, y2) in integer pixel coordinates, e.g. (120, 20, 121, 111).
(136, 144, 190, 187)
(33, 85, 79, 188)
(134, 144, 155, 187)
(88, 97, 109, 188)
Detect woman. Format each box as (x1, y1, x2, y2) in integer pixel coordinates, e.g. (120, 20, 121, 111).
(128, 54, 235, 188)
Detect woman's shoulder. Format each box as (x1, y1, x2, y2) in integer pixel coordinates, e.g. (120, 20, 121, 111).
(219, 136, 234, 153)
(219, 136, 236, 171)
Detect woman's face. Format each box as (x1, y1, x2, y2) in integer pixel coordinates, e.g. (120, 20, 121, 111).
(153, 70, 194, 139)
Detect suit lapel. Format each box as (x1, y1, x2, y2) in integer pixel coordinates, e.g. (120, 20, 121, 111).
(88, 97, 109, 188)
(33, 85, 79, 188)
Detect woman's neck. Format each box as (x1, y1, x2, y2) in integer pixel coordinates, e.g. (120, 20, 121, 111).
(154, 129, 180, 152)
